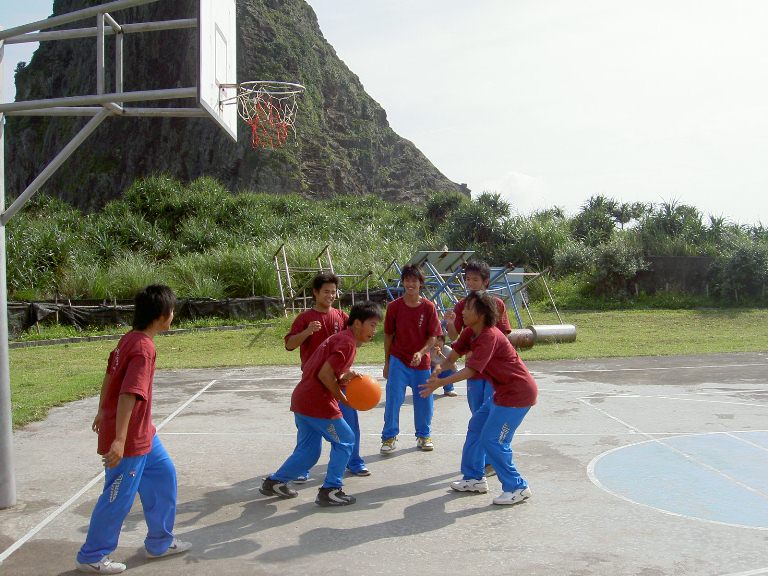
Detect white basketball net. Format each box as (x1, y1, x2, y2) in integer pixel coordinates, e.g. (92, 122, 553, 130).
(236, 81, 304, 149)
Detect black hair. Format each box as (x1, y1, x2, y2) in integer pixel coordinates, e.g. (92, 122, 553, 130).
(400, 263, 425, 286)
(133, 284, 176, 330)
(435, 333, 446, 343)
(312, 272, 340, 292)
(347, 301, 383, 325)
(464, 260, 491, 285)
(464, 290, 498, 327)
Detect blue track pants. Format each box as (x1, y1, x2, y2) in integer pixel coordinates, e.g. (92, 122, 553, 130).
(77, 435, 177, 563)
(381, 356, 434, 440)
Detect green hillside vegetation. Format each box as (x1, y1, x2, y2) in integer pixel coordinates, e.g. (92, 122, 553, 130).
(7, 175, 768, 307)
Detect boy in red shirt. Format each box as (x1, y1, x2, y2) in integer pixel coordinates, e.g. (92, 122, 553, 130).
(444, 260, 512, 413)
(76, 285, 190, 574)
(262, 301, 382, 506)
(284, 272, 369, 477)
(422, 290, 537, 506)
(380, 264, 443, 454)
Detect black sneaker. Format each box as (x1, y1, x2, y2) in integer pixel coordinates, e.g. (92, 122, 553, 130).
(260, 477, 298, 498)
(315, 487, 356, 507)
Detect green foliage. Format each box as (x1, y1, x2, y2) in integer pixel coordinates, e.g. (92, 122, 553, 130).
(553, 241, 596, 276)
(710, 239, 768, 301)
(590, 234, 648, 297)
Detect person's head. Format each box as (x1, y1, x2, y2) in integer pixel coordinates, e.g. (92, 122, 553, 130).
(464, 260, 491, 291)
(347, 301, 383, 344)
(312, 272, 340, 310)
(435, 333, 446, 345)
(133, 284, 176, 331)
(400, 264, 425, 296)
(462, 290, 498, 328)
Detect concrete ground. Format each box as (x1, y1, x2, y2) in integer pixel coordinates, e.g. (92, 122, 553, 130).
(1, 352, 767, 576)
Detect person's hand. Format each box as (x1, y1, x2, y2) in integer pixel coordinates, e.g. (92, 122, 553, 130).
(444, 310, 456, 324)
(339, 371, 361, 386)
(91, 410, 103, 433)
(337, 392, 351, 408)
(306, 321, 322, 334)
(383, 361, 389, 379)
(419, 373, 440, 398)
(410, 351, 424, 367)
(102, 439, 125, 469)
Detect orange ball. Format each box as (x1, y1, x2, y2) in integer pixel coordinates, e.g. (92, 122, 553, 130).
(345, 374, 382, 411)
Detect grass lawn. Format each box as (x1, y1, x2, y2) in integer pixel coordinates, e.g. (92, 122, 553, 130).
(9, 309, 768, 427)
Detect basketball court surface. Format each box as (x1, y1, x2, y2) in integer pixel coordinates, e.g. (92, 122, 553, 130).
(1, 351, 767, 575)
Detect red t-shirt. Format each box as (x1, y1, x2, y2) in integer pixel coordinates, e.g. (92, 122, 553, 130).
(453, 296, 512, 335)
(290, 329, 358, 419)
(384, 297, 443, 370)
(97, 331, 157, 456)
(284, 307, 349, 368)
(453, 326, 538, 407)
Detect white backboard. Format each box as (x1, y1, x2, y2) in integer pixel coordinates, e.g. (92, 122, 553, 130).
(199, 0, 237, 141)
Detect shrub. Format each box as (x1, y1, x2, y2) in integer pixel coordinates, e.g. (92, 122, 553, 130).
(590, 234, 648, 297)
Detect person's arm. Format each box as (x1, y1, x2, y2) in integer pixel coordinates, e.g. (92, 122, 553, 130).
(445, 310, 460, 340)
(91, 372, 111, 433)
(318, 361, 351, 407)
(383, 333, 394, 378)
(420, 365, 477, 397)
(102, 393, 137, 468)
(284, 320, 322, 351)
(411, 335, 437, 367)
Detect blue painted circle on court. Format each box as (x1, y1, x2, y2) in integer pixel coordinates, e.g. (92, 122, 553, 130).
(590, 431, 768, 529)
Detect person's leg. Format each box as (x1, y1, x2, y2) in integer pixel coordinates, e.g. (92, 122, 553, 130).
(318, 416, 355, 488)
(411, 367, 434, 439)
(340, 402, 366, 473)
(459, 400, 490, 481)
(381, 356, 408, 441)
(76, 454, 148, 564)
(466, 377, 487, 414)
(482, 403, 531, 492)
(138, 436, 179, 556)
(270, 414, 323, 482)
(440, 369, 456, 394)
(481, 379, 494, 405)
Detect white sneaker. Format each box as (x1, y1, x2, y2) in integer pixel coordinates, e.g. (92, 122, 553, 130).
(493, 487, 532, 505)
(380, 437, 397, 454)
(293, 474, 311, 484)
(76, 556, 126, 574)
(146, 538, 192, 559)
(450, 478, 488, 493)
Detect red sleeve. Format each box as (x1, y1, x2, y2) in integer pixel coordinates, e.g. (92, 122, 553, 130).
(384, 300, 397, 335)
(119, 353, 153, 401)
(284, 312, 309, 344)
(496, 298, 512, 334)
(428, 303, 443, 337)
(453, 299, 466, 333)
(340, 310, 350, 327)
(326, 339, 356, 377)
(465, 330, 495, 374)
(452, 327, 473, 356)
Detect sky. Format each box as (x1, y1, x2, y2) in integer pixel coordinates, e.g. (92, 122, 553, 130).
(3, 0, 768, 225)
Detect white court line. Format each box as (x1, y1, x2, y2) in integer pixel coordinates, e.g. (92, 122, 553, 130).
(0, 377, 221, 566)
(580, 393, 768, 409)
(719, 567, 768, 576)
(551, 362, 768, 374)
(726, 432, 768, 453)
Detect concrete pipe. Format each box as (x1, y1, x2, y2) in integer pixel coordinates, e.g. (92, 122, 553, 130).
(529, 324, 577, 343)
(507, 328, 535, 349)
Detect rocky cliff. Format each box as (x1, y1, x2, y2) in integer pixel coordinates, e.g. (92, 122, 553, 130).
(5, 0, 468, 210)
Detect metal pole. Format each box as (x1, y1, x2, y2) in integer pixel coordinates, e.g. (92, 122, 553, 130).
(97, 14, 105, 96)
(1, 109, 110, 225)
(4, 19, 198, 45)
(0, 87, 197, 114)
(0, 32, 17, 509)
(0, 0, 162, 40)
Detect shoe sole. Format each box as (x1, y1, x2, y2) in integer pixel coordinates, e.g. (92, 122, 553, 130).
(349, 470, 371, 476)
(380, 448, 396, 455)
(451, 485, 488, 494)
(418, 445, 434, 451)
(315, 499, 356, 507)
(493, 491, 532, 506)
(259, 487, 298, 498)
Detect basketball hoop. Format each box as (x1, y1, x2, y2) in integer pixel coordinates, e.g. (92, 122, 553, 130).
(226, 81, 305, 149)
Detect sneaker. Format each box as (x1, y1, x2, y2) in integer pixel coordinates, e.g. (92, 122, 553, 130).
(293, 474, 311, 484)
(450, 478, 489, 493)
(484, 463, 497, 477)
(76, 557, 126, 574)
(444, 390, 458, 397)
(349, 468, 371, 477)
(146, 538, 192, 559)
(493, 487, 532, 506)
(380, 437, 397, 454)
(259, 477, 298, 498)
(416, 436, 434, 451)
(315, 487, 356, 507)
